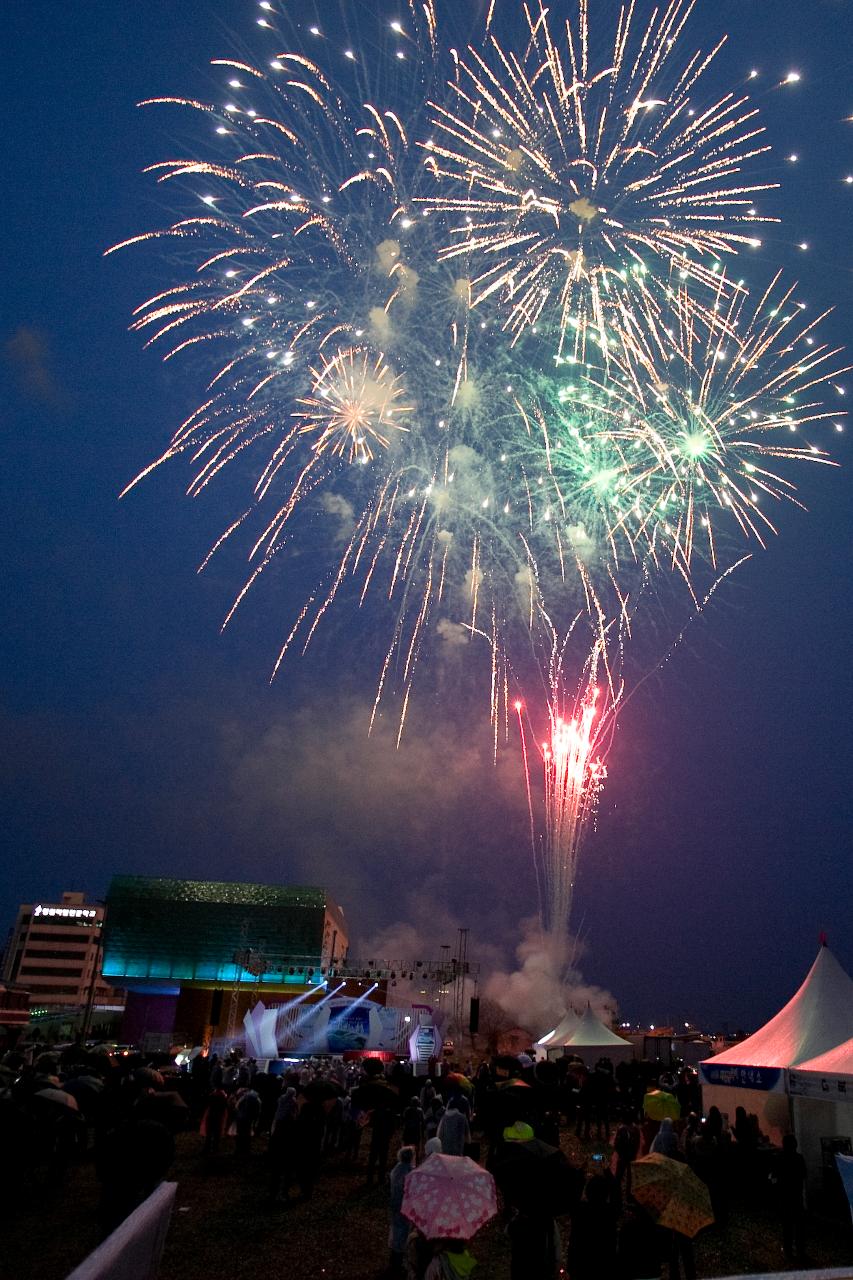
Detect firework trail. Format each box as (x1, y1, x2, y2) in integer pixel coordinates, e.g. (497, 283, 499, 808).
(515, 626, 619, 935)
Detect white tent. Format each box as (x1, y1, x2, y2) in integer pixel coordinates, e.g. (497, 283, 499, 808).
(789, 1035, 853, 1193)
(796, 1037, 853, 1081)
(546, 1006, 634, 1064)
(701, 946, 853, 1150)
(536, 1008, 579, 1053)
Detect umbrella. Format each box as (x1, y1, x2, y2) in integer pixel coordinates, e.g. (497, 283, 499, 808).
(64, 1075, 104, 1096)
(446, 1072, 473, 1094)
(631, 1154, 714, 1238)
(134, 1090, 189, 1131)
(495, 1138, 583, 1217)
(63, 1076, 104, 1114)
(34, 1087, 79, 1112)
(402, 1153, 497, 1240)
(643, 1089, 680, 1122)
(352, 1079, 398, 1110)
(301, 1079, 344, 1103)
(493, 1055, 525, 1076)
(136, 1089, 187, 1112)
(134, 1067, 164, 1089)
(494, 1079, 534, 1111)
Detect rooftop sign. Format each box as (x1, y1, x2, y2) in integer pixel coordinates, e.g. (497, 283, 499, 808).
(34, 905, 98, 919)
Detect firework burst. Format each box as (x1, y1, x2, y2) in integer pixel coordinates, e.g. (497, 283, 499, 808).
(294, 347, 413, 464)
(423, 0, 775, 356)
(555, 273, 848, 581)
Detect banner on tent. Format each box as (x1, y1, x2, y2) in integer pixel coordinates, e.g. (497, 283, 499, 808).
(789, 1070, 852, 1101)
(700, 1063, 784, 1091)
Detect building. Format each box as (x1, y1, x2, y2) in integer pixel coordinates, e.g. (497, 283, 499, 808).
(0, 981, 31, 1047)
(1, 891, 124, 1032)
(101, 876, 352, 1047)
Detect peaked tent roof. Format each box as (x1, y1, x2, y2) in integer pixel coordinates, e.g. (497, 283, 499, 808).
(796, 1035, 853, 1078)
(537, 1009, 580, 1047)
(563, 1007, 633, 1049)
(703, 946, 853, 1070)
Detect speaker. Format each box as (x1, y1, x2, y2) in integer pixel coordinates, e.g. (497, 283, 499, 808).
(468, 997, 480, 1034)
(209, 989, 224, 1027)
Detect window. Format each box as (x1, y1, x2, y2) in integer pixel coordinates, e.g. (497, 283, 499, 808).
(22, 949, 90, 961)
(19, 966, 83, 978)
(27, 931, 96, 943)
(29, 985, 81, 995)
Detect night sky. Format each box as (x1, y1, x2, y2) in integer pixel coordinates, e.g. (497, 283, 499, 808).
(2, 0, 851, 1032)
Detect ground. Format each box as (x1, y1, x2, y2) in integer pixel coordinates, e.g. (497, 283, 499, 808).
(6, 1129, 852, 1279)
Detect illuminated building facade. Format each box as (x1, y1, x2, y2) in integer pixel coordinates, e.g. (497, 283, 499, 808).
(101, 876, 351, 1047)
(1, 891, 121, 1018)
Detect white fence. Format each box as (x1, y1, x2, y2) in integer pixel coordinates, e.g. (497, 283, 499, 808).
(65, 1182, 176, 1280)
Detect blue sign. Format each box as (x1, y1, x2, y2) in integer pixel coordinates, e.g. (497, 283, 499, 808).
(326, 1002, 370, 1053)
(700, 1062, 783, 1091)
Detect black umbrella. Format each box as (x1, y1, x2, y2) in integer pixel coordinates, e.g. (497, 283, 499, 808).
(63, 1076, 105, 1116)
(495, 1138, 583, 1217)
(134, 1090, 189, 1132)
(33, 1087, 79, 1113)
(134, 1067, 164, 1089)
(493, 1054, 525, 1077)
(301, 1079, 345, 1103)
(64, 1075, 104, 1097)
(352, 1079, 398, 1110)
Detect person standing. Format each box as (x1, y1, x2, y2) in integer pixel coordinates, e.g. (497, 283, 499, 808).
(567, 1175, 618, 1280)
(776, 1134, 807, 1264)
(234, 1087, 261, 1158)
(437, 1098, 470, 1157)
(612, 1110, 641, 1206)
(388, 1146, 415, 1274)
(650, 1117, 681, 1159)
(425, 1239, 478, 1280)
(289, 1093, 326, 1201)
(367, 1101, 398, 1186)
(508, 1212, 560, 1280)
(402, 1097, 425, 1160)
(691, 1119, 726, 1228)
(200, 1086, 228, 1157)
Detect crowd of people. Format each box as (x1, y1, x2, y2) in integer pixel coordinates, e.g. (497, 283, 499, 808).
(0, 1041, 816, 1276)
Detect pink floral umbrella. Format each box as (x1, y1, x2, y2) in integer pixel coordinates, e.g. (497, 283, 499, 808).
(402, 1153, 497, 1240)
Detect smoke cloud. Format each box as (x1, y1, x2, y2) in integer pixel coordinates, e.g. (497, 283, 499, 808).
(436, 617, 469, 649)
(485, 916, 618, 1036)
(4, 326, 66, 408)
(319, 491, 356, 543)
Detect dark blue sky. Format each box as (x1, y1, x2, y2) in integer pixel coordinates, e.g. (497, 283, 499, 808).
(2, 0, 851, 1030)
